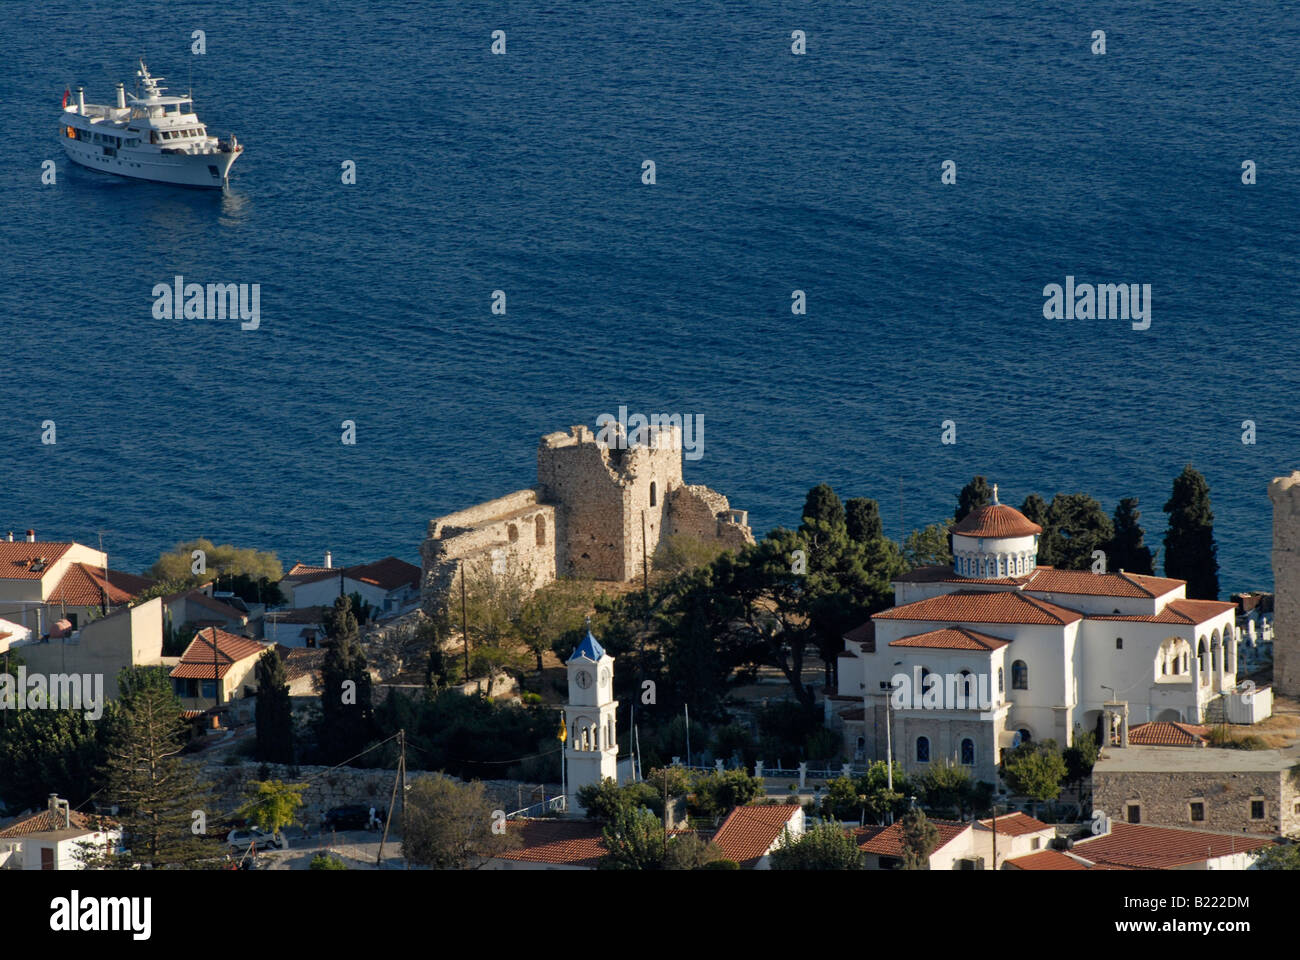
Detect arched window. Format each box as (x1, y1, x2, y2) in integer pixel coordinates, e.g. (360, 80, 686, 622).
(997, 667, 1004, 693)
(536, 516, 546, 546)
(507, 523, 518, 543)
(649, 481, 657, 508)
(1197, 639, 1207, 680)
(916, 737, 930, 763)
(960, 738, 975, 765)
(1017, 729, 1032, 745)
(1012, 660, 1028, 690)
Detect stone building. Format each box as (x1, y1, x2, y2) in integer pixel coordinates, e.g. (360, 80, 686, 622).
(1268, 472, 1300, 696)
(1092, 746, 1300, 837)
(420, 422, 753, 614)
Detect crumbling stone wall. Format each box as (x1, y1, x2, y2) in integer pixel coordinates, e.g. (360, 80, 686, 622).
(1269, 473, 1300, 696)
(421, 422, 754, 615)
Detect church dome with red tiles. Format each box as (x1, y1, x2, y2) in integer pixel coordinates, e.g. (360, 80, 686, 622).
(951, 485, 1042, 579)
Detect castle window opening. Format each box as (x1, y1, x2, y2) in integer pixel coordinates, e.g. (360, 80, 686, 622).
(508, 523, 518, 543)
(649, 482, 657, 507)
(536, 516, 546, 546)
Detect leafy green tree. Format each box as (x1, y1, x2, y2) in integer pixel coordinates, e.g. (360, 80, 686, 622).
(1063, 730, 1099, 787)
(403, 776, 516, 868)
(1163, 465, 1220, 599)
(663, 832, 727, 870)
(1106, 497, 1155, 574)
(577, 777, 639, 822)
(1002, 739, 1068, 813)
(855, 761, 910, 824)
(237, 779, 306, 837)
(1252, 844, 1300, 870)
(0, 708, 108, 811)
(317, 595, 375, 763)
(146, 539, 283, 588)
(97, 667, 220, 868)
(600, 806, 666, 870)
(900, 806, 941, 869)
(903, 520, 954, 569)
(1040, 494, 1114, 571)
(845, 498, 884, 543)
(820, 776, 863, 821)
(956, 476, 993, 524)
(254, 647, 294, 764)
(690, 769, 764, 819)
(801, 484, 846, 533)
(920, 761, 974, 818)
(309, 853, 348, 870)
(517, 578, 593, 671)
(770, 822, 863, 870)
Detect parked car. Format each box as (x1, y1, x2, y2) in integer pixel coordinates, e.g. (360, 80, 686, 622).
(226, 827, 288, 851)
(320, 805, 385, 832)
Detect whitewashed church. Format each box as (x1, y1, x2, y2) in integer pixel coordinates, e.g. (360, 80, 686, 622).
(565, 629, 620, 812)
(828, 487, 1241, 786)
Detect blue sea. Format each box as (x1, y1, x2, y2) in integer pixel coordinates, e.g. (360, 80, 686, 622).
(2, 1, 1297, 592)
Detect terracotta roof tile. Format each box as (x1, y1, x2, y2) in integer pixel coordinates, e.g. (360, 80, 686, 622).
(952, 504, 1042, 538)
(0, 807, 115, 838)
(497, 819, 607, 868)
(874, 590, 1083, 626)
(170, 627, 267, 679)
(889, 626, 1010, 651)
(977, 811, 1053, 837)
(287, 557, 420, 592)
(855, 818, 969, 858)
(842, 620, 875, 652)
(1089, 598, 1237, 625)
(1006, 849, 1089, 870)
(47, 563, 154, 606)
(0, 542, 74, 580)
(1126, 721, 1209, 746)
(1024, 567, 1182, 599)
(711, 804, 802, 867)
(1073, 822, 1273, 870)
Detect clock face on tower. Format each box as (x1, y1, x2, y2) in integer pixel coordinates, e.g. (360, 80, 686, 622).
(599, 667, 610, 688)
(575, 670, 592, 690)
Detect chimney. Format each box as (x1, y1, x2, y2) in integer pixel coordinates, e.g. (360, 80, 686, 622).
(324, 550, 332, 569)
(48, 793, 70, 828)
(115, 81, 126, 110)
(26, 529, 35, 543)
(5, 532, 11, 542)
(77, 86, 85, 115)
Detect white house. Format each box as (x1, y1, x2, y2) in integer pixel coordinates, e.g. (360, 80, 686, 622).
(281, 557, 421, 619)
(830, 486, 1240, 786)
(711, 804, 805, 868)
(0, 795, 120, 870)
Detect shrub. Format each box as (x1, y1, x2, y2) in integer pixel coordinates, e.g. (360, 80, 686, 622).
(310, 853, 348, 870)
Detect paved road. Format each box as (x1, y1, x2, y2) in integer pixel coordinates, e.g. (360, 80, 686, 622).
(242, 827, 408, 870)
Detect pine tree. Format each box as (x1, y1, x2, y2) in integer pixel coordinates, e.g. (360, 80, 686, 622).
(1163, 465, 1220, 599)
(1020, 494, 1051, 564)
(800, 484, 845, 532)
(955, 476, 993, 524)
(900, 806, 940, 870)
(1106, 497, 1155, 574)
(318, 595, 375, 763)
(254, 648, 294, 764)
(1044, 493, 1114, 571)
(97, 667, 219, 868)
(845, 497, 884, 543)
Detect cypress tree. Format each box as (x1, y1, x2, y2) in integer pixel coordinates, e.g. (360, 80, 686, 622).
(845, 497, 884, 543)
(318, 595, 375, 763)
(1163, 465, 1219, 599)
(1020, 494, 1051, 565)
(956, 476, 993, 524)
(801, 484, 845, 532)
(254, 647, 294, 764)
(1106, 497, 1155, 575)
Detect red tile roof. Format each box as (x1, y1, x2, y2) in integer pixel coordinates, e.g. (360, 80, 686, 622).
(874, 590, 1083, 626)
(1089, 598, 1237, 625)
(952, 504, 1042, 538)
(0, 807, 115, 838)
(0, 542, 74, 580)
(1024, 567, 1183, 599)
(181, 590, 248, 622)
(1073, 823, 1273, 870)
(285, 563, 332, 579)
(280, 647, 327, 684)
(496, 819, 607, 868)
(287, 557, 419, 592)
(1127, 721, 1209, 746)
(978, 811, 1053, 837)
(889, 626, 1010, 651)
(1006, 849, 1089, 870)
(47, 563, 154, 606)
(711, 804, 802, 867)
(170, 628, 267, 679)
(842, 619, 875, 652)
(855, 818, 969, 858)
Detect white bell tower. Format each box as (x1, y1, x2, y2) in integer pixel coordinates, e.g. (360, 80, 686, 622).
(565, 628, 619, 813)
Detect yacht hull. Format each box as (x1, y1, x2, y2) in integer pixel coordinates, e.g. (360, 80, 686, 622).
(61, 136, 239, 189)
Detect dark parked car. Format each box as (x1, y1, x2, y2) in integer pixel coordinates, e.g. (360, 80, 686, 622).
(320, 805, 385, 832)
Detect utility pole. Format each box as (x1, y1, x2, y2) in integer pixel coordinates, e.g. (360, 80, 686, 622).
(400, 730, 408, 869)
(460, 565, 470, 678)
(662, 767, 669, 864)
(377, 729, 403, 868)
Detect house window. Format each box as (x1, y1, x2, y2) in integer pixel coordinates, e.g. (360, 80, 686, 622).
(1012, 660, 1028, 690)
(960, 738, 974, 765)
(1031, 837, 1041, 850)
(1189, 802, 1205, 822)
(916, 737, 930, 763)
(1126, 803, 1141, 824)
(1115, 637, 1123, 650)
(1250, 799, 1265, 821)
(1017, 729, 1033, 745)
(201, 679, 218, 699)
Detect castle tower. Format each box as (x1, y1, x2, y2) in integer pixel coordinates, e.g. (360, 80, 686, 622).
(1268, 473, 1300, 696)
(565, 628, 619, 813)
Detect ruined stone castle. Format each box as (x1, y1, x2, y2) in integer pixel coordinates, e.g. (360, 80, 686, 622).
(1268, 472, 1300, 696)
(420, 423, 754, 614)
